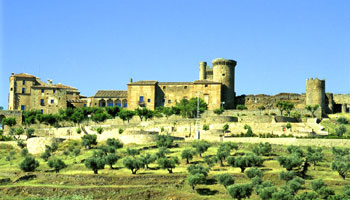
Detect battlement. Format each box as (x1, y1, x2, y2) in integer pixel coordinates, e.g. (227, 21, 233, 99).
(212, 58, 237, 67)
(306, 78, 325, 88)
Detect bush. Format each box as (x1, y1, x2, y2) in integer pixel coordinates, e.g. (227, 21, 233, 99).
(278, 154, 303, 171)
(204, 155, 217, 168)
(81, 134, 97, 149)
(279, 170, 296, 182)
(187, 164, 209, 177)
(17, 139, 26, 149)
(214, 108, 224, 115)
(294, 192, 318, 200)
(41, 150, 51, 161)
(123, 156, 144, 174)
(156, 147, 170, 158)
(306, 147, 323, 170)
(230, 154, 263, 173)
(84, 152, 105, 174)
(105, 153, 120, 169)
(21, 148, 29, 157)
(256, 181, 278, 200)
(202, 124, 209, 131)
(126, 148, 140, 157)
(181, 148, 195, 164)
(223, 124, 229, 132)
(245, 167, 263, 179)
(331, 157, 350, 179)
(106, 138, 123, 149)
(76, 127, 81, 134)
(337, 117, 349, 124)
(252, 142, 272, 156)
(26, 128, 35, 139)
(335, 125, 347, 137)
(287, 177, 305, 194)
(156, 134, 174, 148)
(96, 127, 103, 134)
(286, 122, 291, 129)
(187, 173, 206, 191)
(157, 156, 179, 173)
(118, 128, 124, 134)
(98, 145, 115, 155)
(236, 104, 248, 110)
(311, 179, 327, 192)
(140, 153, 156, 169)
(192, 140, 211, 157)
(48, 158, 67, 173)
(20, 156, 39, 172)
(217, 173, 235, 189)
(227, 183, 253, 200)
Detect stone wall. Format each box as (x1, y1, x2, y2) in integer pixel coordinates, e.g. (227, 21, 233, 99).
(26, 137, 59, 154)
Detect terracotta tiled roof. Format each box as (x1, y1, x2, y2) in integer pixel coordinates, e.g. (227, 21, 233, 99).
(94, 90, 128, 98)
(158, 82, 193, 85)
(13, 73, 36, 78)
(128, 80, 158, 85)
(67, 99, 87, 103)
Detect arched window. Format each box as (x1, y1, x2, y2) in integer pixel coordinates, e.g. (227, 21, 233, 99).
(116, 99, 121, 107)
(122, 99, 127, 108)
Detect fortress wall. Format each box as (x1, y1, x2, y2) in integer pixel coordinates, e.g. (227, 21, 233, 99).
(333, 94, 350, 105)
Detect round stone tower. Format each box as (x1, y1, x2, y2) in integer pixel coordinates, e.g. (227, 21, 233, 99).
(306, 78, 326, 116)
(212, 58, 237, 109)
(199, 62, 207, 80)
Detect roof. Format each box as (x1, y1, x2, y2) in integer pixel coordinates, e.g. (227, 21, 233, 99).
(128, 80, 158, 85)
(67, 99, 87, 103)
(32, 83, 78, 90)
(93, 90, 128, 98)
(193, 80, 221, 84)
(158, 82, 193, 85)
(13, 73, 36, 78)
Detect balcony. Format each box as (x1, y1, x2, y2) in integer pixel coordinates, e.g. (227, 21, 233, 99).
(138, 101, 146, 107)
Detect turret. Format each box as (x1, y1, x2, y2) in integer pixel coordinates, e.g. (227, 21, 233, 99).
(199, 62, 207, 80)
(306, 78, 326, 117)
(212, 58, 237, 109)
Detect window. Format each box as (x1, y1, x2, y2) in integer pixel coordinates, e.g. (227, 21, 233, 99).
(53, 89, 56, 94)
(205, 84, 208, 87)
(95, 103, 97, 105)
(21, 105, 25, 111)
(41, 89, 44, 93)
(40, 109, 43, 114)
(168, 99, 171, 103)
(184, 86, 187, 89)
(139, 96, 144, 102)
(10, 88, 13, 91)
(22, 88, 25, 94)
(222, 74, 225, 76)
(23, 80, 26, 85)
(50, 100, 54, 104)
(84, 104, 87, 107)
(148, 99, 151, 103)
(162, 99, 165, 103)
(163, 86, 166, 89)
(40, 99, 44, 106)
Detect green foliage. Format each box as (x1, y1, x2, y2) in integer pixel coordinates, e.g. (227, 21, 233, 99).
(187, 164, 209, 177)
(192, 140, 211, 157)
(157, 156, 179, 173)
(9, 126, 24, 140)
(118, 109, 135, 123)
(216, 173, 235, 189)
(258, 105, 265, 111)
(98, 145, 115, 155)
(26, 128, 35, 139)
(96, 127, 103, 134)
(156, 134, 174, 148)
(202, 124, 209, 131)
(256, 181, 278, 200)
(76, 127, 81, 134)
(187, 173, 206, 191)
(118, 128, 124, 134)
(278, 154, 303, 171)
(279, 170, 296, 182)
(173, 98, 207, 118)
(81, 134, 97, 149)
(335, 125, 347, 137)
(317, 186, 335, 199)
(135, 108, 154, 121)
(230, 154, 263, 173)
(213, 108, 224, 115)
(156, 147, 170, 159)
(287, 177, 305, 194)
(332, 147, 349, 158)
(306, 147, 323, 170)
(311, 179, 327, 192)
(104, 106, 120, 118)
(84, 152, 106, 174)
(5, 150, 16, 164)
(161, 107, 174, 119)
(126, 148, 140, 157)
(243, 124, 254, 136)
(294, 192, 318, 200)
(331, 155, 350, 179)
(21, 148, 29, 157)
(271, 188, 294, 200)
(123, 156, 144, 174)
(204, 155, 218, 168)
(227, 183, 253, 200)
(48, 158, 67, 173)
(337, 117, 349, 124)
(236, 104, 247, 110)
(275, 101, 295, 116)
(286, 122, 291, 129)
(92, 112, 110, 124)
(19, 156, 39, 172)
(252, 142, 272, 156)
(106, 138, 123, 149)
(286, 145, 304, 157)
(17, 139, 26, 149)
(22, 110, 40, 126)
(140, 153, 156, 169)
(245, 167, 263, 179)
(223, 123, 229, 132)
(41, 150, 51, 161)
(181, 148, 195, 164)
(216, 142, 238, 166)
(305, 104, 319, 118)
(2, 117, 16, 128)
(105, 153, 120, 169)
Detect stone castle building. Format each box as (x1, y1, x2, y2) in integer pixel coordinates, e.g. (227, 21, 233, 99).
(7, 58, 350, 115)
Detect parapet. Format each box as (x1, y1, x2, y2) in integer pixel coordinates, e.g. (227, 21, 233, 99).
(306, 78, 325, 88)
(212, 58, 237, 67)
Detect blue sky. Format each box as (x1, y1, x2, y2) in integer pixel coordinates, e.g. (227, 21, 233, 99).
(1, 0, 349, 109)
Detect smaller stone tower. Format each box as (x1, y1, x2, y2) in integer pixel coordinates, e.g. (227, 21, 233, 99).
(306, 78, 326, 116)
(8, 73, 16, 110)
(212, 58, 237, 109)
(199, 62, 207, 80)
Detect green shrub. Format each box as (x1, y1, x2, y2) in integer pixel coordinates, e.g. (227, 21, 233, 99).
(123, 156, 144, 174)
(335, 125, 347, 137)
(81, 134, 97, 149)
(105, 153, 120, 169)
(156, 147, 170, 159)
(26, 128, 35, 139)
(76, 127, 81, 134)
(157, 156, 179, 173)
(187, 164, 209, 177)
(203, 124, 209, 131)
(84, 152, 105, 174)
(337, 117, 349, 124)
(245, 167, 263, 179)
(96, 127, 103, 134)
(156, 134, 174, 148)
(187, 173, 205, 191)
(126, 148, 140, 157)
(279, 170, 296, 182)
(278, 154, 303, 171)
(106, 138, 123, 149)
(48, 158, 67, 173)
(140, 153, 156, 169)
(21, 148, 29, 157)
(214, 108, 224, 115)
(181, 148, 195, 164)
(192, 140, 211, 157)
(217, 173, 235, 189)
(227, 183, 253, 200)
(236, 104, 248, 110)
(118, 128, 124, 134)
(286, 122, 291, 129)
(20, 156, 39, 172)
(252, 142, 272, 156)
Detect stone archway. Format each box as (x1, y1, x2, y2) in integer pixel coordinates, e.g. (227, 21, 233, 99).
(122, 99, 127, 108)
(99, 99, 106, 107)
(115, 99, 121, 107)
(107, 99, 114, 107)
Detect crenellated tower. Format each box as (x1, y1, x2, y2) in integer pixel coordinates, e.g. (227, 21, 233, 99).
(306, 78, 326, 116)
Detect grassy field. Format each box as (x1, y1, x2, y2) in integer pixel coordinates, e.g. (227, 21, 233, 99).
(0, 136, 350, 200)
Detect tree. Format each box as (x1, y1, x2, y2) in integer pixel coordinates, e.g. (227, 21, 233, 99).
(187, 173, 206, 191)
(48, 158, 67, 173)
(332, 147, 349, 158)
(156, 134, 174, 148)
(216, 142, 238, 166)
(337, 117, 349, 124)
(223, 124, 229, 134)
(331, 156, 350, 179)
(204, 155, 217, 168)
(229, 154, 263, 173)
(335, 125, 347, 137)
(105, 106, 120, 118)
(236, 104, 247, 110)
(41, 149, 51, 161)
(311, 179, 327, 192)
(271, 188, 294, 200)
(286, 145, 304, 157)
(187, 164, 209, 177)
(21, 148, 29, 157)
(174, 98, 207, 118)
(19, 156, 39, 172)
(96, 127, 103, 134)
(279, 170, 296, 182)
(140, 153, 156, 169)
(192, 140, 211, 157)
(135, 108, 152, 121)
(275, 101, 294, 116)
(294, 192, 318, 200)
(217, 173, 235, 189)
(118, 110, 135, 123)
(17, 139, 26, 149)
(92, 112, 110, 124)
(306, 147, 323, 170)
(26, 128, 35, 139)
(256, 181, 278, 200)
(10, 126, 24, 140)
(126, 148, 140, 157)
(287, 177, 305, 195)
(105, 153, 120, 169)
(2, 117, 16, 129)
(81, 134, 97, 149)
(181, 148, 195, 164)
(98, 145, 115, 155)
(106, 138, 123, 149)
(158, 156, 179, 173)
(156, 147, 170, 159)
(84, 153, 106, 174)
(245, 167, 263, 179)
(123, 156, 144, 174)
(252, 142, 272, 156)
(305, 104, 319, 118)
(70, 110, 85, 125)
(227, 183, 253, 200)
(278, 154, 303, 171)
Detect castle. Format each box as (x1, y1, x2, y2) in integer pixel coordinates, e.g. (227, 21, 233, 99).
(7, 58, 350, 116)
